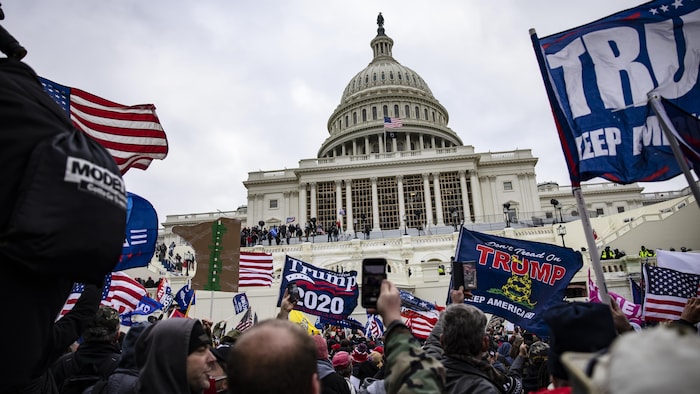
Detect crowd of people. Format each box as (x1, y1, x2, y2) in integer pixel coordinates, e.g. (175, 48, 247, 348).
(240, 221, 351, 247)
(9, 276, 699, 394)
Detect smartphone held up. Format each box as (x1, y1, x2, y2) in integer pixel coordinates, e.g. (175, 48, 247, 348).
(361, 258, 387, 309)
(451, 260, 477, 291)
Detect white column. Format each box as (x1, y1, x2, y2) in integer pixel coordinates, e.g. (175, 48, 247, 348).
(397, 175, 406, 229)
(310, 182, 317, 221)
(353, 140, 357, 156)
(419, 135, 424, 150)
(335, 180, 343, 232)
(433, 173, 445, 226)
(518, 173, 530, 213)
(470, 172, 483, 223)
(405, 133, 410, 151)
(459, 170, 472, 222)
(392, 137, 397, 153)
(346, 180, 354, 233)
(371, 177, 380, 231)
(489, 176, 499, 220)
(431, 136, 436, 149)
(364, 136, 370, 155)
(422, 173, 433, 227)
(341, 144, 346, 156)
(299, 184, 307, 225)
(283, 191, 291, 222)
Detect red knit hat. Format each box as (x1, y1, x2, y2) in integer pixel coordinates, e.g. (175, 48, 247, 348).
(332, 351, 352, 368)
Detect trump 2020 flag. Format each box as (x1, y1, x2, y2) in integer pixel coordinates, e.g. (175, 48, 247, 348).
(532, 0, 700, 184)
(454, 228, 583, 336)
(277, 255, 358, 321)
(113, 192, 158, 271)
(39, 77, 168, 174)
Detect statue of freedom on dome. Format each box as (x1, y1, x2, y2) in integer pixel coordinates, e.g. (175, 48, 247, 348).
(377, 12, 384, 28)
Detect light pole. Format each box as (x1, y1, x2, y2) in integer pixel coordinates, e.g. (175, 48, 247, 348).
(353, 218, 358, 239)
(557, 224, 567, 247)
(503, 203, 511, 228)
(550, 199, 560, 224)
(403, 214, 408, 235)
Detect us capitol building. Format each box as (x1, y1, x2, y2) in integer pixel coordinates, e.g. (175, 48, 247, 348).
(154, 15, 699, 323)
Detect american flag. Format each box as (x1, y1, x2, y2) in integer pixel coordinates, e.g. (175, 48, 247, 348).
(642, 264, 700, 322)
(101, 271, 149, 314)
(402, 308, 440, 340)
(39, 77, 168, 174)
(383, 117, 402, 128)
(364, 314, 385, 339)
(58, 271, 148, 318)
(58, 283, 86, 317)
(235, 308, 255, 332)
(239, 252, 274, 287)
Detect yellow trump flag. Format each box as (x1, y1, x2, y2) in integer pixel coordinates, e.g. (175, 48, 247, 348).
(289, 310, 320, 335)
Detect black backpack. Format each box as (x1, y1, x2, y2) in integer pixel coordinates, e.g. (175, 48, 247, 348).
(0, 59, 126, 284)
(59, 352, 120, 394)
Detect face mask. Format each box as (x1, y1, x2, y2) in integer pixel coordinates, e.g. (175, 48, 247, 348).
(204, 376, 228, 394)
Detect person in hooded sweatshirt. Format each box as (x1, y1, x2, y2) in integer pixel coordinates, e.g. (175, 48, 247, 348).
(135, 319, 216, 394)
(312, 335, 351, 394)
(84, 321, 151, 394)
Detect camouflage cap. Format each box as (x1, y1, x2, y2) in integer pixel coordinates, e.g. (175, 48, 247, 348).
(84, 305, 120, 341)
(528, 341, 550, 364)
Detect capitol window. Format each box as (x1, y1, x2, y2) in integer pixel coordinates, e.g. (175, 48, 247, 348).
(405, 105, 410, 118)
(372, 107, 378, 120)
(503, 181, 513, 191)
(269, 199, 278, 209)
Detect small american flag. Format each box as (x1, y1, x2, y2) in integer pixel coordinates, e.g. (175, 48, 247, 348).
(239, 252, 274, 287)
(39, 77, 168, 174)
(642, 264, 700, 322)
(58, 283, 86, 317)
(383, 117, 402, 128)
(235, 308, 255, 332)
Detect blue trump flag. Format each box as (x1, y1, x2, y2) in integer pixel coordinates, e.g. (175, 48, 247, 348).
(400, 289, 437, 312)
(532, 0, 700, 185)
(277, 255, 358, 321)
(454, 228, 582, 336)
(175, 282, 195, 313)
(114, 192, 158, 271)
(132, 296, 164, 316)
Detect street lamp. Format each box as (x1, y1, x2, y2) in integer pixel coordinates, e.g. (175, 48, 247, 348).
(353, 218, 358, 239)
(557, 224, 567, 247)
(403, 214, 408, 235)
(450, 207, 458, 232)
(550, 199, 561, 224)
(414, 209, 422, 236)
(503, 203, 511, 228)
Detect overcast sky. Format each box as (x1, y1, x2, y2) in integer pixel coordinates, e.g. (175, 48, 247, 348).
(4, 1, 694, 224)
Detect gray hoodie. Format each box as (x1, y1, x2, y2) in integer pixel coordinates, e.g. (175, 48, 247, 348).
(135, 319, 202, 394)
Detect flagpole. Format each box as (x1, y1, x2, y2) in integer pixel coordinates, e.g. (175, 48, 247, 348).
(648, 93, 700, 209)
(574, 187, 609, 304)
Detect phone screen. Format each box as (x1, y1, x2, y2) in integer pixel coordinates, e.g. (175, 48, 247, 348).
(452, 260, 477, 290)
(361, 258, 387, 308)
(461, 261, 477, 290)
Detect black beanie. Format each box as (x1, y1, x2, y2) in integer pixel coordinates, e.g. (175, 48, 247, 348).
(541, 302, 617, 379)
(188, 320, 211, 354)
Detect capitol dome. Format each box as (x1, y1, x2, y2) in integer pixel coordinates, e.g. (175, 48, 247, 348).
(318, 14, 462, 158)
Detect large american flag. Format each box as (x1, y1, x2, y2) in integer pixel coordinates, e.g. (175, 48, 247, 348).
(402, 308, 440, 340)
(58, 271, 148, 318)
(383, 117, 402, 128)
(39, 77, 168, 174)
(642, 264, 700, 322)
(102, 271, 149, 314)
(239, 252, 274, 287)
